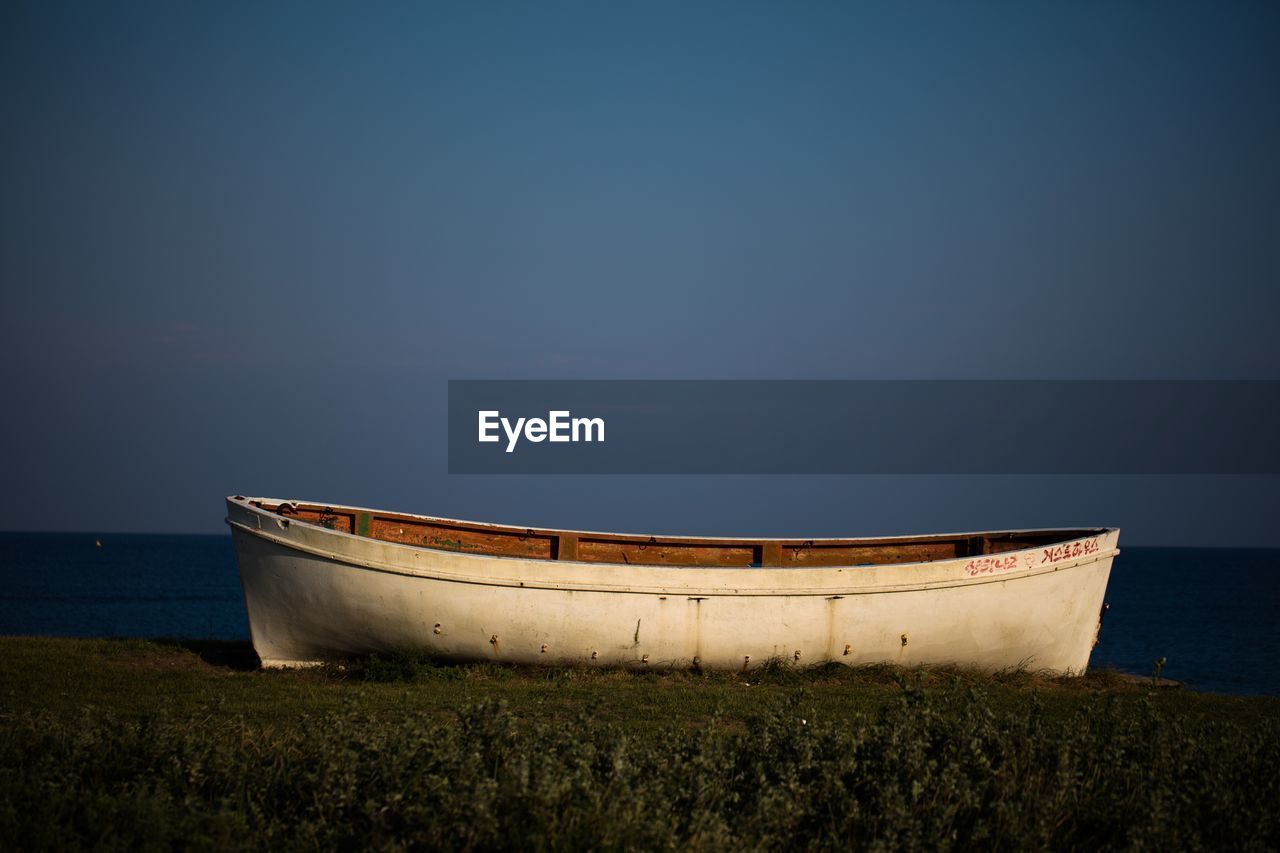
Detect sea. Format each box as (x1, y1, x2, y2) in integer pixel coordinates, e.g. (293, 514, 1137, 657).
(1, 533, 1276, 696)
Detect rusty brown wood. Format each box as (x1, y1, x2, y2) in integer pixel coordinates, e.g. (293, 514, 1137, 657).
(251, 500, 1100, 569)
(760, 541, 783, 567)
(288, 507, 356, 533)
(578, 538, 756, 566)
(555, 534, 579, 561)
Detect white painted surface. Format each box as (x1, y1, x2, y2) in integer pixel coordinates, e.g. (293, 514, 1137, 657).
(226, 497, 1117, 673)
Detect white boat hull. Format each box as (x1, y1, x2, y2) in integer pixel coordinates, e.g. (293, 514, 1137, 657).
(227, 499, 1117, 673)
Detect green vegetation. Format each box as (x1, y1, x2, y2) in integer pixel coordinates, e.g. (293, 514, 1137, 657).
(1, 638, 1278, 851)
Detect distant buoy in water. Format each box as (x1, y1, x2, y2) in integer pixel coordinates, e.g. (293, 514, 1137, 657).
(95, 539, 102, 548)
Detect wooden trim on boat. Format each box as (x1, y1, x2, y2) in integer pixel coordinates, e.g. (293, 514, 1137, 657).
(243, 498, 1107, 569)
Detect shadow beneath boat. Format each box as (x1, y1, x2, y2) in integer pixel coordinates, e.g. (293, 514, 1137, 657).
(152, 638, 260, 671)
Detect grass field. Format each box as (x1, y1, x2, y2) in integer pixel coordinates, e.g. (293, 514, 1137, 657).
(2, 637, 1278, 850)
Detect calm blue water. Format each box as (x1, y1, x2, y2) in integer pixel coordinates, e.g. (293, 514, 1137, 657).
(0, 534, 247, 641)
(0, 534, 1276, 695)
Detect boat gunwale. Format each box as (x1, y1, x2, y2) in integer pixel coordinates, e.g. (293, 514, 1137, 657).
(227, 516, 1118, 596)
(228, 495, 1112, 552)
(226, 496, 1118, 597)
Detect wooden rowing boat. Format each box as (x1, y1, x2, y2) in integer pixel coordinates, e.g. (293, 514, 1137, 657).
(226, 496, 1117, 673)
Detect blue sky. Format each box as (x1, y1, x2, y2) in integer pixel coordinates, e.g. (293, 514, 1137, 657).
(2, 1, 1278, 543)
